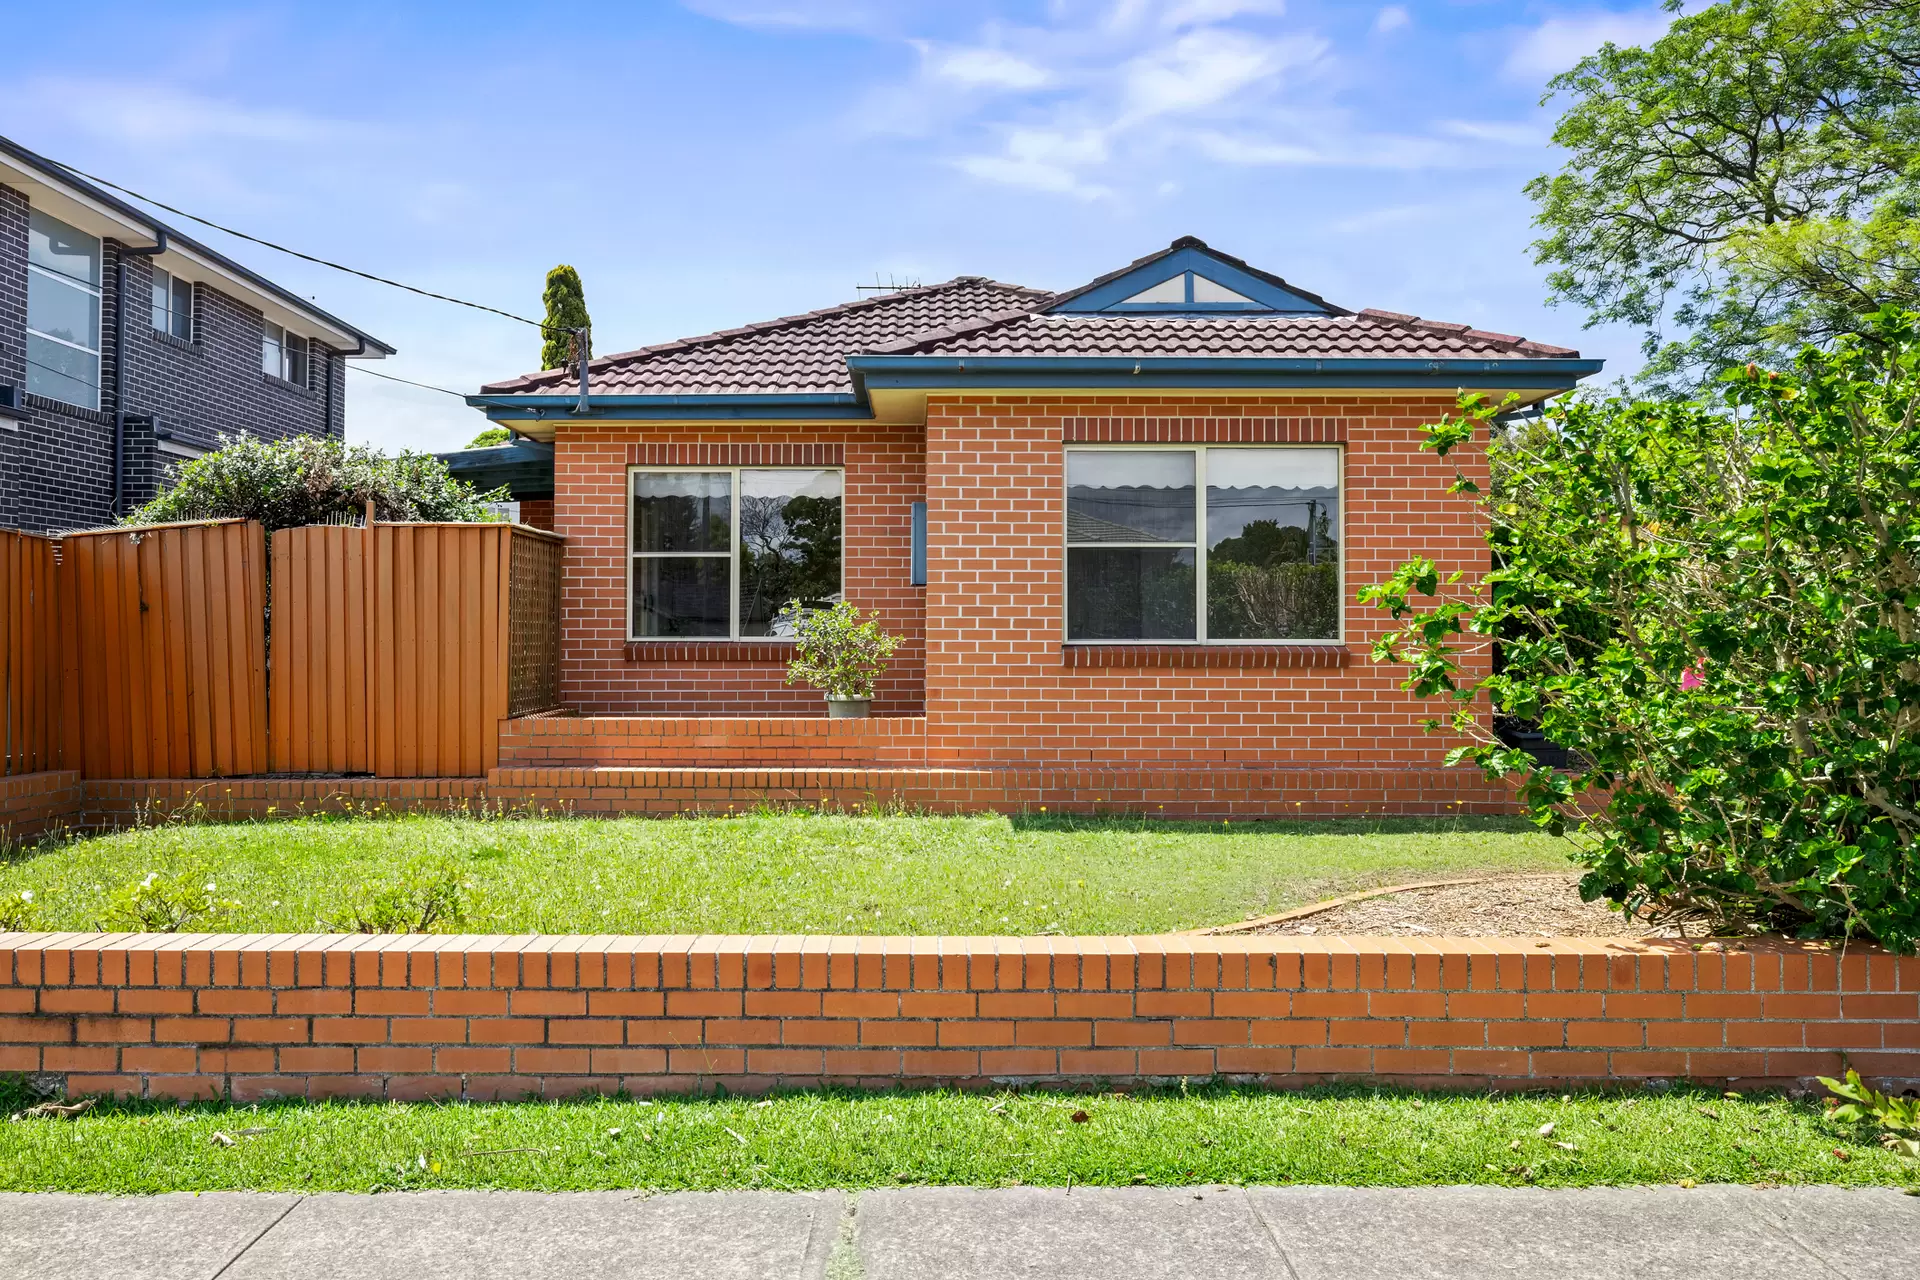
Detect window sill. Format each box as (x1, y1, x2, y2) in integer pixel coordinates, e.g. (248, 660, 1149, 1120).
(153, 331, 201, 355)
(1062, 644, 1350, 669)
(625, 640, 797, 663)
(262, 373, 316, 399)
(22, 392, 110, 425)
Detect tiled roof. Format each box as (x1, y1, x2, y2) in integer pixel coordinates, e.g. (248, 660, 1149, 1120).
(865, 309, 1580, 359)
(480, 277, 1051, 396)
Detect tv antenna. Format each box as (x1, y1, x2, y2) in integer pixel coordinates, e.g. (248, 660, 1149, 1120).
(855, 272, 922, 293)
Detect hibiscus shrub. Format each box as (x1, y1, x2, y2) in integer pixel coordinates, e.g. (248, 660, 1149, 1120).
(1363, 308, 1920, 951)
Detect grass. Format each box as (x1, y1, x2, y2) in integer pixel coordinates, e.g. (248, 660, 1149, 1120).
(1, 1083, 1911, 1194)
(0, 811, 1575, 936)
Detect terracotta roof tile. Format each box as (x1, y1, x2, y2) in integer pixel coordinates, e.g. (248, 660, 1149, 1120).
(873, 310, 1581, 360)
(477, 279, 1579, 399)
(480, 277, 1051, 396)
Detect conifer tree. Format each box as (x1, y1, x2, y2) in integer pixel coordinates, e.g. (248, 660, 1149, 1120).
(540, 265, 591, 371)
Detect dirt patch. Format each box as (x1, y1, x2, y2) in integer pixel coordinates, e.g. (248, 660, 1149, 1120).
(1247, 873, 1666, 937)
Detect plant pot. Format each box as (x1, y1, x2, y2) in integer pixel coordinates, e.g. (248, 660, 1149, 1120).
(825, 695, 870, 719)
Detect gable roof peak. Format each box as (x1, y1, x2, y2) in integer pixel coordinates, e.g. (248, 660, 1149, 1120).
(1046, 237, 1346, 317)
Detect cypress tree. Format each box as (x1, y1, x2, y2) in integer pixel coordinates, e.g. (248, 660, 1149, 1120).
(540, 265, 591, 371)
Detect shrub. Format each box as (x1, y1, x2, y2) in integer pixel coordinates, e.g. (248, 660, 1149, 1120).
(0, 887, 39, 932)
(102, 870, 239, 932)
(128, 435, 507, 533)
(1363, 307, 1920, 951)
(467, 427, 512, 449)
(784, 600, 901, 700)
(337, 856, 473, 933)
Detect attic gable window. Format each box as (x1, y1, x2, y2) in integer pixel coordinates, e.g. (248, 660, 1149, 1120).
(1065, 446, 1341, 643)
(1117, 272, 1259, 308)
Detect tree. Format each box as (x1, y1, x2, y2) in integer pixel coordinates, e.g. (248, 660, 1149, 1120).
(540, 265, 591, 372)
(130, 435, 507, 532)
(466, 427, 511, 449)
(1362, 308, 1920, 952)
(1528, 0, 1920, 393)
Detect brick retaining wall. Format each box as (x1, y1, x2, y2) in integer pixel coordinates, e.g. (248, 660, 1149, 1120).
(2, 933, 1912, 1102)
(0, 770, 80, 843)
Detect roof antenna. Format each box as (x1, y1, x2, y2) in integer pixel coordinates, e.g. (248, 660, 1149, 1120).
(855, 272, 921, 294)
(572, 325, 591, 415)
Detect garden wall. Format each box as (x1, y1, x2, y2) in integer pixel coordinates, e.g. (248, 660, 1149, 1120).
(2, 932, 1912, 1102)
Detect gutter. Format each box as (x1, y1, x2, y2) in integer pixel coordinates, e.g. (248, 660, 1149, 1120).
(113, 231, 168, 517)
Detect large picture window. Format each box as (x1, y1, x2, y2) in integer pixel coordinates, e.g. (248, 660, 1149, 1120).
(628, 467, 843, 639)
(26, 210, 103, 410)
(1066, 446, 1340, 643)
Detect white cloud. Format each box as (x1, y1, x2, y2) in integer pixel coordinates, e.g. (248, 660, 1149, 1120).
(1120, 29, 1324, 122)
(920, 44, 1053, 90)
(26, 78, 355, 146)
(1504, 8, 1671, 80)
(1373, 6, 1410, 35)
(955, 127, 1114, 199)
(1157, 0, 1289, 31)
(1438, 118, 1545, 147)
(677, 0, 899, 33)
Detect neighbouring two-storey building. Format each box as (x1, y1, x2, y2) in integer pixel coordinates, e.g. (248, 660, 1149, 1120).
(460, 238, 1602, 815)
(0, 135, 392, 532)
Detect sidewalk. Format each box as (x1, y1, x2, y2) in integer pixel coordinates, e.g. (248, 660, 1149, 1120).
(3, 1184, 1916, 1279)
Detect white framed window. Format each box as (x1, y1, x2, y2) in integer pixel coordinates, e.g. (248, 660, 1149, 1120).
(627, 466, 844, 639)
(262, 321, 308, 386)
(1065, 445, 1342, 643)
(25, 210, 103, 409)
(151, 267, 194, 341)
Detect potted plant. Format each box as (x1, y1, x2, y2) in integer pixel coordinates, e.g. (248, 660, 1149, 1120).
(783, 600, 901, 718)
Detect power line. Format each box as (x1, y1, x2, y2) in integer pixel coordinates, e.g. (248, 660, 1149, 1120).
(347, 363, 469, 397)
(48, 159, 552, 332)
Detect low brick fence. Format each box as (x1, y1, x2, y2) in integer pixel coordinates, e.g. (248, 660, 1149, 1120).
(0, 770, 80, 843)
(1, 933, 1912, 1101)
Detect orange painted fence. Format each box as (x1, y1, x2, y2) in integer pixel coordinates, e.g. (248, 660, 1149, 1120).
(59, 521, 270, 780)
(0, 530, 61, 776)
(270, 522, 564, 777)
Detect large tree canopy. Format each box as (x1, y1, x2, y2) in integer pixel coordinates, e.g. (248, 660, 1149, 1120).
(1529, 0, 1920, 392)
(539, 265, 592, 373)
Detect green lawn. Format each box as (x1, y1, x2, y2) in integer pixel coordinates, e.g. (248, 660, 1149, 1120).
(0, 812, 1574, 936)
(1, 1084, 1909, 1194)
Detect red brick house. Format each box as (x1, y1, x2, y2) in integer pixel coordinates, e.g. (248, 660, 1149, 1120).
(465, 239, 1600, 816)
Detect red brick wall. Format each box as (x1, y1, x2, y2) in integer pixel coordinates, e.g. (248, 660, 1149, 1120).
(920, 395, 1488, 767)
(3, 932, 1911, 1101)
(0, 770, 80, 843)
(553, 427, 926, 715)
(516, 499, 555, 531)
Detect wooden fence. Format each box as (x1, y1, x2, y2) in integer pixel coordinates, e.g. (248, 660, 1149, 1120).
(271, 522, 563, 777)
(60, 520, 270, 779)
(0, 530, 61, 775)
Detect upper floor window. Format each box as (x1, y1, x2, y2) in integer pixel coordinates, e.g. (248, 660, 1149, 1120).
(262, 321, 308, 386)
(628, 467, 843, 639)
(25, 210, 102, 410)
(1065, 446, 1341, 643)
(151, 267, 194, 341)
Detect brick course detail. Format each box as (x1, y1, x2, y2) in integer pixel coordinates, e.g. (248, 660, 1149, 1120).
(2, 932, 1911, 1101)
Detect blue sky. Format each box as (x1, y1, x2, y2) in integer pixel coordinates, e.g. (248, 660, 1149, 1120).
(6, 0, 1671, 451)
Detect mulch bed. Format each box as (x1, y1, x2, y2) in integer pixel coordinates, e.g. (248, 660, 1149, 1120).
(1214, 873, 1670, 938)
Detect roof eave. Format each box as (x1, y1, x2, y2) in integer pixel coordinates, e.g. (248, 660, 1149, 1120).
(464, 392, 870, 422)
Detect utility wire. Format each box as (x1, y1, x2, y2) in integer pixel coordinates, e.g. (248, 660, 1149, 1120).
(49, 159, 555, 332)
(347, 364, 469, 397)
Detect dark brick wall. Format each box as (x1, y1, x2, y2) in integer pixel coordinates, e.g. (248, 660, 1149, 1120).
(0, 184, 348, 534)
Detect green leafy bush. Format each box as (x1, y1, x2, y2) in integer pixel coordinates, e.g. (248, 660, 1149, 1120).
(1363, 308, 1920, 951)
(466, 427, 512, 449)
(1822, 1067, 1920, 1161)
(128, 435, 507, 533)
(0, 887, 40, 932)
(784, 600, 901, 700)
(102, 870, 239, 932)
(337, 857, 473, 933)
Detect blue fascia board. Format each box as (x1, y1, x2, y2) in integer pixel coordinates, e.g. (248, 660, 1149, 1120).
(1048, 246, 1332, 315)
(466, 392, 869, 422)
(847, 354, 1605, 390)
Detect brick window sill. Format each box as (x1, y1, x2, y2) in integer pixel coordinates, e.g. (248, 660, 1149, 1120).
(625, 640, 798, 663)
(153, 331, 202, 356)
(22, 392, 111, 426)
(263, 373, 317, 400)
(1063, 644, 1350, 669)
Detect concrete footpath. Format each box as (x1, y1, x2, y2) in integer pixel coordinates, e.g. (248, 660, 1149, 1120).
(3, 1184, 1917, 1279)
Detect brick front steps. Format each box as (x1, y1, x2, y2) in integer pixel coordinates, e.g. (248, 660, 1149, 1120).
(497, 715, 929, 768)
(2, 932, 1912, 1102)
